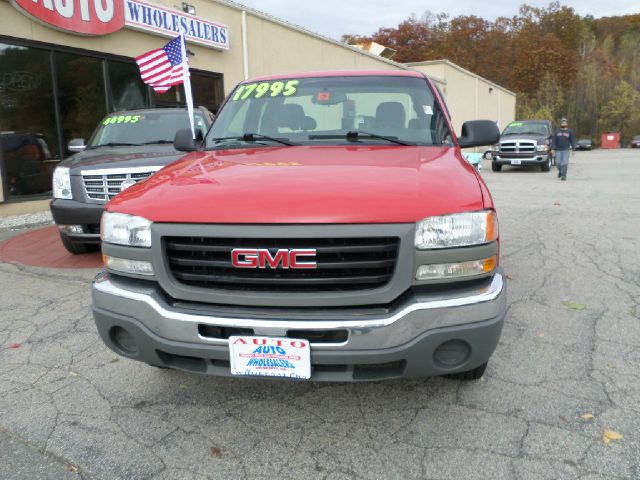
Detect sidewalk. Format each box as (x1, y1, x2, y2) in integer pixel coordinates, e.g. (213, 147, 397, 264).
(0, 199, 52, 230)
(0, 199, 50, 217)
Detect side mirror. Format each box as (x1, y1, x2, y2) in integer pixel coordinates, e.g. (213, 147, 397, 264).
(458, 120, 500, 148)
(68, 138, 86, 152)
(174, 129, 199, 152)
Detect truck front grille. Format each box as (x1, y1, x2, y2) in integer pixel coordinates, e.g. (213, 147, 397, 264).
(164, 236, 400, 292)
(81, 168, 161, 203)
(500, 140, 536, 154)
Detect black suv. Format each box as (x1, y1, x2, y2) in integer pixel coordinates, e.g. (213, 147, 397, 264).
(50, 107, 213, 254)
(491, 120, 554, 172)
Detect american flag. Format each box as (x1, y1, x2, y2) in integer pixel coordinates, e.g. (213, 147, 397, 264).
(135, 36, 186, 93)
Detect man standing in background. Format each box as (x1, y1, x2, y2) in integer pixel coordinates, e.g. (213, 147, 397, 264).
(551, 118, 576, 181)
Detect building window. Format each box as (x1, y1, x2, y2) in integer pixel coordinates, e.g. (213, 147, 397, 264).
(192, 72, 224, 113)
(55, 52, 107, 155)
(106, 60, 148, 112)
(151, 71, 223, 113)
(0, 43, 59, 198)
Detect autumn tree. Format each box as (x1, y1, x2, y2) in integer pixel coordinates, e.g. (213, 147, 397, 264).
(511, 33, 577, 94)
(341, 3, 640, 139)
(599, 81, 640, 141)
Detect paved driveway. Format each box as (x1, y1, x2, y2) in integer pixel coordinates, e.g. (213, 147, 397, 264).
(1, 148, 639, 479)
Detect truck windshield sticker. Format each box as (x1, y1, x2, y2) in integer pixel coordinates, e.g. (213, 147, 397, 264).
(232, 80, 300, 101)
(509, 122, 523, 127)
(102, 115, 141, 126)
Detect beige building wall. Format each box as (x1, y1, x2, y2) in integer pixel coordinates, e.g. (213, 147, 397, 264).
(407, 60, 516, 138)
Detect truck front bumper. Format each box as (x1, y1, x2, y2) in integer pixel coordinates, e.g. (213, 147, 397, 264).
(50, 199, 104, 244)
(492, 154, 550, 166)
(92, 271, 507, 381)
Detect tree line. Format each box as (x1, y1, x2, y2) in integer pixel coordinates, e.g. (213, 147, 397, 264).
(343, 2, 640, 143)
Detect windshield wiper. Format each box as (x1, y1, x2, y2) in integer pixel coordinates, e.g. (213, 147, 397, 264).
(308, 131, 413, 146)
(140, 140, 174, 145)
(212, 133, 296, 146)
(89, 142, 143, 149)
(346, 131, 413, 145)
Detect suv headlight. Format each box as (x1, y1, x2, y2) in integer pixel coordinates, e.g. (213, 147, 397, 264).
(101, 212, 152, 247)
(415, 210, 498, 249)
(491, 144, 500, 152)
(52, 167, 72, 199)
(536, 144, 549, 151)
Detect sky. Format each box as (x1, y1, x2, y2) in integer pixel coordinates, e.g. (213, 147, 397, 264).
(232, 0, 640, 40)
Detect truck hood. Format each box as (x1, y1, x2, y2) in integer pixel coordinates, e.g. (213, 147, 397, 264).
(108, 145, 485, 224)
(61, 145, 184, 174)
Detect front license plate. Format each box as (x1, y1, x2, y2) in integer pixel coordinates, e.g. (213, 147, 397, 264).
(229, 336, 311, 379)
(510, 159, 522, 165)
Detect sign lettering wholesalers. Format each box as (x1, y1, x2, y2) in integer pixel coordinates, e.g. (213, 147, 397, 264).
(10, 0, 229, 50)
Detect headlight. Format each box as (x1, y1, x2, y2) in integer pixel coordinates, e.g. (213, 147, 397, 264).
(536, 144, 549, 151)
(101, 212, 152, 247)
(491, 144, 500, 152)
(52, 167, 72, 199)
(415, 210, 498, 249)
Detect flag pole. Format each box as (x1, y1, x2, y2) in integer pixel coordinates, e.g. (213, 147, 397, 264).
(180, 33, 196, 140)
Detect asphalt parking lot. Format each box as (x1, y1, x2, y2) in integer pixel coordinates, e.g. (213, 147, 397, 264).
(1, 148, 639, 480)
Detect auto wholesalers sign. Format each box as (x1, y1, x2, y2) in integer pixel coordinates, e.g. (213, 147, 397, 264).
(124, 0, 228, 50)
(10, 0, 229, 50)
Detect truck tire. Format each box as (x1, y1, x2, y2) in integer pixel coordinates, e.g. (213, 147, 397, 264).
(444, 361, 488, 381)
(541, 157, 551, 172)
(60, 233, 98, 255)
(491, 162, 502, 172)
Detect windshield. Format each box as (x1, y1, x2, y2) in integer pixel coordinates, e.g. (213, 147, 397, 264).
(206, 76, 450, 148)
(89, 111, 208, 148)
(502, 122, 550, 136)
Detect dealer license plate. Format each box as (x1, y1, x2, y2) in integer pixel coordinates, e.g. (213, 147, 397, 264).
(229, 336, 311, 379)
(510, 159, 522, 165)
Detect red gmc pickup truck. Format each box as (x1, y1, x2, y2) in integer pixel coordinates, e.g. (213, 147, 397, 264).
(92, 70, 506, 381)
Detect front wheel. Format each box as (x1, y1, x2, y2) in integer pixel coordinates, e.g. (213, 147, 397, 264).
(541, 157, 551, 172)
(59, 233, 99, 255)
(491, 162, 502, 172)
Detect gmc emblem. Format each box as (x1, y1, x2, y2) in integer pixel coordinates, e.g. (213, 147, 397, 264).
(231, 248, 317, 269)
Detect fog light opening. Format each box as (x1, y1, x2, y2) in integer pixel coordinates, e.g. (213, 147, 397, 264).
(110, 326, 138, 355)
(433, 339, 471, 369)
(59, 224, 84, 234)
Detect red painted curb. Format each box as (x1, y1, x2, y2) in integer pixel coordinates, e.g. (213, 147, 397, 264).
(0, 225, 102, 269)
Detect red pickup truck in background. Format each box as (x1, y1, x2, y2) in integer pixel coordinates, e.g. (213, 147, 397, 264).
(92, 70, 506, 381)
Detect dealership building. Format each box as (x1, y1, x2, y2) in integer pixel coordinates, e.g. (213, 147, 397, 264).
(0, 0, 515, 204)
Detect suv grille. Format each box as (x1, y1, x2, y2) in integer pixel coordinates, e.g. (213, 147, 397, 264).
(164, 237, 400, 292)
(81, 168, 161, 202)
(500, 140, 536, 153)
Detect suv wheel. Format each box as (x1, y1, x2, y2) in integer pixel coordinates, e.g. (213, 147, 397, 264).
(60, 233, 99, 255)
(444, 361, 488, 381)
(541, 157, 551, 172)
(491, 162, 502, 172)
